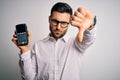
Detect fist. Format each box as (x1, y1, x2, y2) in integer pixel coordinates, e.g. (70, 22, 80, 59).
(71, 7, 95, 42)
(71, 7, 94, 31)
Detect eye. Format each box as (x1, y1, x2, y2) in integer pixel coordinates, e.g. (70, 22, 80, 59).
(61, 22, 69, 26)
(50, 19, 59, 26)
(52, 20, 57, 23)
(61, 22, 68, 25)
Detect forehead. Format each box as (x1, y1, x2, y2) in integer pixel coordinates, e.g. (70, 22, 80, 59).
(51, 11, 71, 21)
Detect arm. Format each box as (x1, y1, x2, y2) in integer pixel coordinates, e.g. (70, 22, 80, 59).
(12, 31, 37, 80)
(74, 27, 96, 53)
(19, 49, 37, 80)
(71, 7, 96, 53)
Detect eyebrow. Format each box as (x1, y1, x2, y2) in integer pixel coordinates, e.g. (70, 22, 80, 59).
(51, 18, 70, 23)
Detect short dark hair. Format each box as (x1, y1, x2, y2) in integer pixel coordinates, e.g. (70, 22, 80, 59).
(50, 2, 73, 16)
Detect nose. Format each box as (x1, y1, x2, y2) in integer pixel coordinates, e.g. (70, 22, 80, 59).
(56, 23, 61, 30)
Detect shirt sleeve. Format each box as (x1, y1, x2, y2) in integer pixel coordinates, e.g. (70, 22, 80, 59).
(74, 27, 96, 54)
(19, 44, 37, 80)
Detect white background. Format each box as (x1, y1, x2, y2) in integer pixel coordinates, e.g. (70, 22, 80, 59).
(0, 0, 120, 80)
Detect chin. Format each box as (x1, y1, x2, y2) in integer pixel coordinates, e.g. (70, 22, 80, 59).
(56, 34, 64, 39)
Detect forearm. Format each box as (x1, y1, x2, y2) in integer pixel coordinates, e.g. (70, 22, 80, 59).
(77, 25, 96, 43)
(19, 50, 36, 80)
(82, 26, 96, 44)
(75, 26, 96, 53)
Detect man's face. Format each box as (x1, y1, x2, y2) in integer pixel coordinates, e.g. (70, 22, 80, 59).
(49, 11, 71, 39)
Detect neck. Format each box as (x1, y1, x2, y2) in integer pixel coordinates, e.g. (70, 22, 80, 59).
(49, 33, 58, 41)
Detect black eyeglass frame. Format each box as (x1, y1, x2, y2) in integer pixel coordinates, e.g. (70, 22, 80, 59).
(50, 18, 70, 28)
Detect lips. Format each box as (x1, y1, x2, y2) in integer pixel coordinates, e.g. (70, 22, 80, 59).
(54, 30, 62, 35)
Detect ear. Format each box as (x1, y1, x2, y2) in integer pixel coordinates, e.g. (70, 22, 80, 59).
(68, 16, 72, 27)
(48, 16, 51, 23)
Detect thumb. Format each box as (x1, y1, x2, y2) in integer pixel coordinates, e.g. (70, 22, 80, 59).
(77, 29, 85, 43)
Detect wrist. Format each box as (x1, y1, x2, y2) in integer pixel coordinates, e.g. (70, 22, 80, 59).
(20, 48, 30, 54)
(88, 16, 97, 30)
(88, 25, 95, 30)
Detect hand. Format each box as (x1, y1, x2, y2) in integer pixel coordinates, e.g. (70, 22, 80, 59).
(71, 7, 94, 42)
(11, 30, 31, 54)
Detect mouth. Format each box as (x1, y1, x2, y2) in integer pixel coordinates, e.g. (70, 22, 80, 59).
(55, 29, 61, 32)
(55, 30, 62, 34)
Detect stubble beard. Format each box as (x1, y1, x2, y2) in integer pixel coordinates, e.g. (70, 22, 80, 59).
(49, 25, 67, 40)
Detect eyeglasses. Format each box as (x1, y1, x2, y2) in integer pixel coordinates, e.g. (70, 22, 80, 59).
(50, 18, 70, 28)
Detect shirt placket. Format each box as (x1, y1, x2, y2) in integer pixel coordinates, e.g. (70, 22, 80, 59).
(54, 40, 60, 80)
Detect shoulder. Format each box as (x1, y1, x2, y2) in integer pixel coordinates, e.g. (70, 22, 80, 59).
(34, 38, 47, 46)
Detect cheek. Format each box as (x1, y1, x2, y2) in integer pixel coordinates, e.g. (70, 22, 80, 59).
(64, 27, 68, 31)
(62, 28, 68, 33)
(50, 24, 55, 30)
(51, 26, 56, 31)
(50, 25, 56, 32)
(50, 23, 56, 29)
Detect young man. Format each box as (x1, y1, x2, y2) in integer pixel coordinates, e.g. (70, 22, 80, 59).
(12, 2, 96, 80)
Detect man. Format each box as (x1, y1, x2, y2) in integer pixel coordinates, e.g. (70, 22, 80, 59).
(12, 2, 96, 80)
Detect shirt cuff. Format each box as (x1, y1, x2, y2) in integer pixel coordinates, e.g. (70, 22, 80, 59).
(85, 26, 96, 35)
(19, 50, 31, 61)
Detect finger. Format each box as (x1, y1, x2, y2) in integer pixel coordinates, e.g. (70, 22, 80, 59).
(74, 11, 84, 19)
(77, 7, 86, 16)
(11, 37, 18, 45)
(77, 30, 84, 43)
(12, 37, 17, 41)
(27, 31, 31, 43)
(71, 20, 82, 28)
(13, 34, 17, 38)
(27, 31, 31, 37)
(14, 30, 16, 34)
(72, 16, 82, 23)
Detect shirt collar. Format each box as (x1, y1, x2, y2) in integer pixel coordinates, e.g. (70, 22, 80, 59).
(62, 32, 70, 43)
